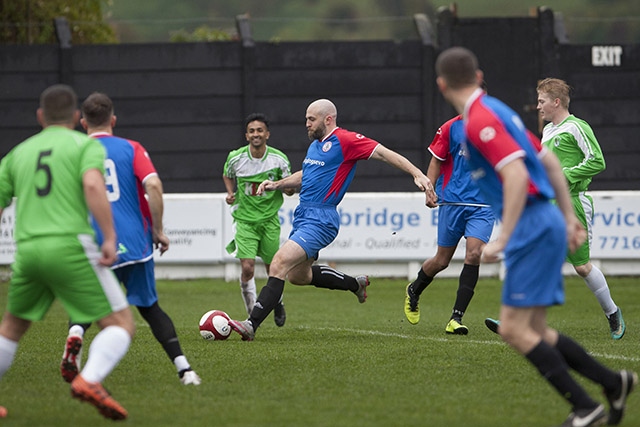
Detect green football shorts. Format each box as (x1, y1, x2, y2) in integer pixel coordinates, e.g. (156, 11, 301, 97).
(228, 215, 282, 263)
(7, 234, 128, 323)
(566, 192, 593, 266)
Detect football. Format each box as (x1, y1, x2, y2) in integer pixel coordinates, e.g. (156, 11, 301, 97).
(199, 309, 232, 340)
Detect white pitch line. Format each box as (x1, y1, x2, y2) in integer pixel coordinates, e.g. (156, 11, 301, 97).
(301, 325, 640, 363)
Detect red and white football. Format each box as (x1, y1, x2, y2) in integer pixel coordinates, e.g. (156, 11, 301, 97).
(199, 310, 232, 341)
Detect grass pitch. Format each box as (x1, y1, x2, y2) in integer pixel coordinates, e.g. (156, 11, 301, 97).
(0, 275, 639, 427)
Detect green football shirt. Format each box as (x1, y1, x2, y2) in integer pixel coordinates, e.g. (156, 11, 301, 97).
(0, 126, 106, 242)
(541, 114, 605, 194)
(223, 145, 291, 222)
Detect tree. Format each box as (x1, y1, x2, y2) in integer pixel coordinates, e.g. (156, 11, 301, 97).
(0, 0, 116, 44)
(169, 26, 235, 42)
(104, 0, 639, 44)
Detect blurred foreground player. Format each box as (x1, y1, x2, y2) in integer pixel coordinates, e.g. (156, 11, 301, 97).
(436, 47, 636, 427)
(0, 85, 134, 420)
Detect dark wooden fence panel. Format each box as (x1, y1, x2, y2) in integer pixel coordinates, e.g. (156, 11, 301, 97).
(72, 43, 243, 71)
(0, 45, 61, 144)
(0, 10, 638, 193)
(556, 43, 640, 190)
(246, 40, 431, 192)
(436, 13, 543, 134)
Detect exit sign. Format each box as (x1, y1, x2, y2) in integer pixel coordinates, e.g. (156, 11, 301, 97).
(592, 46, 623, 67)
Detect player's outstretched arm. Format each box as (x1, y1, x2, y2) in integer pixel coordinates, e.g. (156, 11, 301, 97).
(425, 156, 442, 208)
(257, 170, 302, 195)
(370, 145, 437, 205)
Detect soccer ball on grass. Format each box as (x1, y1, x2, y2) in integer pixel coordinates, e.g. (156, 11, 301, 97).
(199, 310, 232, 340)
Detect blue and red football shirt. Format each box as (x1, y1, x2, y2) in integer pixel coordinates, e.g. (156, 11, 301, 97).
(299, 128, 379, 206)
(429, 115, 487, 205)
(90, 132, 157, 267)
(462, 89, 555, 219)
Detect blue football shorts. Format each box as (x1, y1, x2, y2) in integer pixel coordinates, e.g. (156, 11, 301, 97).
(114, 259, 158, 307)
(437, 204, 495, 247)
(288, 203, 340, 260)
(502, 201, 565, 307)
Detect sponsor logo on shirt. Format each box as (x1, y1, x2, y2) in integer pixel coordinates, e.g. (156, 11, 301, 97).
(303, 158, 326, 166)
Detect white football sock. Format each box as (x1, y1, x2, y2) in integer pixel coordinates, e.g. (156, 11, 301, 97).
(241, 278, 257, 297)
(68, 324, 85, 337)
(173, 355, 190, 372)
(80, 325, 131, 383)
(583, 265, 617, 316)
(240, 278, 257, 314)
(0, 335, 18, 379)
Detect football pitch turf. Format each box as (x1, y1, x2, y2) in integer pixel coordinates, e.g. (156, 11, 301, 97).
(0, 275, 638, 426)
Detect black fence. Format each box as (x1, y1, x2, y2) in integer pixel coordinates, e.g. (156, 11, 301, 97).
(0, 7, 638, 193)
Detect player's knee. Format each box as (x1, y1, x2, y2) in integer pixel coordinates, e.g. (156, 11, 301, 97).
(496, 321, 518, 346)
(100, 307, 136, 337)
(240, 262, 256, 278)
(137, 302, 171, 326)
(137, 301, 158, 318)
(287, 273, 309, 286)
(465, 244, 485, 264)
(120, 309, 136, 337)
(464, 254, 482, 265)
(0, 313, 31, 342)
(573, 262, 591, 278)
(424, 257, 449, 274)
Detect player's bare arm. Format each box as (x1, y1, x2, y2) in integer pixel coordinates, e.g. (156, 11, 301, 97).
(370, 144, 437, 205)
(425, 156, 442, 208)
(257, 170, 302, 195)
(83, 168, 117, 266)
(481, 159, 528, 263)
(222, 175, 236, 205)
(539, 150, 587, 253)
(144, 175, 169, 255)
